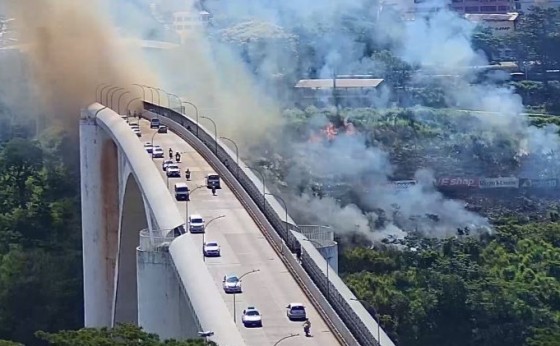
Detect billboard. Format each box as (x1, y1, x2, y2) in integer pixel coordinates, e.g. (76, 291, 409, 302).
(479, 177, 519, 189)
(436, 177, 479, 188)
(392, 180, 417, 189)
(519, 178, 558, 188)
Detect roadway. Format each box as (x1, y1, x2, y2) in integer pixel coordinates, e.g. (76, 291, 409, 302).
(138, 119, 341, 346)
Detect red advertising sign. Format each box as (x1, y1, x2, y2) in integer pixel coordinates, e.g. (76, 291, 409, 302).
(437, 177, 479, 188)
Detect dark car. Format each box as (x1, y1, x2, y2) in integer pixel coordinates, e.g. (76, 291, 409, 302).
(158, 125, 168, 133)
(150, 118, 160, 129)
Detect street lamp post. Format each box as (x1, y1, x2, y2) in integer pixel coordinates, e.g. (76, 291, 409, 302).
(233, 269, 260, 323)
(99, 84, 114, 104)
(104, 86, 120, 106)
(185, 185, 206, 226)
(126, 97, 142, 121)
(273, 334, 299, 346)
(117, 91, 130, 115)
(265, 192, 289, 253)
(201, 215, 226, 262)
(220, 136, 239, 176)
(182, 101, 199, 137)
(150, 131, 159, 161)
(246, 166, 266, 210)
(304, 239, 332, 300)
(350, 298, 381, 345)
(95, 82, 110, 102)
(201, 116, 218, 154)
(157, 88, 170, 107)
(147, 86, 161, 105)
(109, 87, 124, 110)
(167, 92, 182, 111)
(132, 84, 146, 101)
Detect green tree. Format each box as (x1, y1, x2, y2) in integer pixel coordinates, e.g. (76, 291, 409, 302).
(471, 25, 503, 61)
(35, 324, 216, 346)
(509, 7, 560, 71)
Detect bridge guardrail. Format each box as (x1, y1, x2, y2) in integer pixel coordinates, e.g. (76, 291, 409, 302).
(139, 229, 175, 252)
(143, 103, 392, 346)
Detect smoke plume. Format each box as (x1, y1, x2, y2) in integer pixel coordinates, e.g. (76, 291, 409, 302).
(4, 0, 157, 128)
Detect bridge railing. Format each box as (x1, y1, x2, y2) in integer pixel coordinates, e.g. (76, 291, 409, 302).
(139, 229, 175, 252)
(144, 103, 393, 346)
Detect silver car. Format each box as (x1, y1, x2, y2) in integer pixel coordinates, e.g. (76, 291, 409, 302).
(286, 303, 306, 321)
(222, 274, 242, 294)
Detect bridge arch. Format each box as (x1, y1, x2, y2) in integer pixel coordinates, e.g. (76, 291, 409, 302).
(80, 103, 244, 345)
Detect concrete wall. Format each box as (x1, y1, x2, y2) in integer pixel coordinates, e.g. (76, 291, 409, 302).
(137, 249, 195, 340)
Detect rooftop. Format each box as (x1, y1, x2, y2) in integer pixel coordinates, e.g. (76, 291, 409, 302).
(465, 12, 519, 21)
(295, 78, 385, 89)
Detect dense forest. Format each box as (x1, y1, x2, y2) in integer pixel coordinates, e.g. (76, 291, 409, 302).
(0, 119, 83, 345)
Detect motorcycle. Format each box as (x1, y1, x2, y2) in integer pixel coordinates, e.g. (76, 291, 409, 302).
(303, 320, 311, 337)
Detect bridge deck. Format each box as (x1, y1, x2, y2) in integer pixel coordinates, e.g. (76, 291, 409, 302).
(140, 120, 341, 346)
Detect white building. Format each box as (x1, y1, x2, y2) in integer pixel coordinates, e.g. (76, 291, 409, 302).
(171, 10, 210, 42)
(464, 12, 519, 36)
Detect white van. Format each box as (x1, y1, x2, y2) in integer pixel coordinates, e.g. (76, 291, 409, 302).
(206, 173, 221, 189)
(189, 214, 205, 233)
(174, 182, 190, 201)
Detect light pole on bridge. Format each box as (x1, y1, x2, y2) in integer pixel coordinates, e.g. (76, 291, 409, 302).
(182, 101, 200, 137)
(246, 165, 266, 210)
(219, 136, 239, 176)
(184, 185, 206, 228)
(109, 87, 125, 110)
(103, 86, 120, 106)
(201, 116, 218, 154)
(117, 91, 130, 115)
(265, 192, 289, 254)
(273, 333, 299, 345)
(304, 239, 332, 300)
(125, 97, 142, 122)
(201, 215, 226, 262)
(350, 298, 382, 345)
(232, 269, 260, 323)
(95, 82, 110, 102)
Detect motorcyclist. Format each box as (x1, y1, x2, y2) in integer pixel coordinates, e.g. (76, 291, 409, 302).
(211, 185, 217, 196)
(185, 169, 191, 181)
(168, 148, 173, 159)
(303, 318, 311, 337)
(175, 152, 181, 162)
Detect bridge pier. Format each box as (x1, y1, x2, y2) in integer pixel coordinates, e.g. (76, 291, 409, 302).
(137, 246, 197, 340)
(80, 115, 120, 327)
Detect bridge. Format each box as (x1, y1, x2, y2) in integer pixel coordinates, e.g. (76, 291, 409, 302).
(80, 96, 395, 346)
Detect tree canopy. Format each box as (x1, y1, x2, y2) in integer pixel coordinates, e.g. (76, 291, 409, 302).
(34, 324, 216, 346)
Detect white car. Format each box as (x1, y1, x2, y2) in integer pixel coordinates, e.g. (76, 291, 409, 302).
(188, 214, 205, 233)
(152, 147, 164, 158)
(241, 307, 262, 327)
(144, 142, 153, 154)
(166, 164, 181, 177)
(203, 241, 221, 257)
(223, 274, 242, 293)
(162, 160, 174, 171)
(286, 303, 306, 321)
